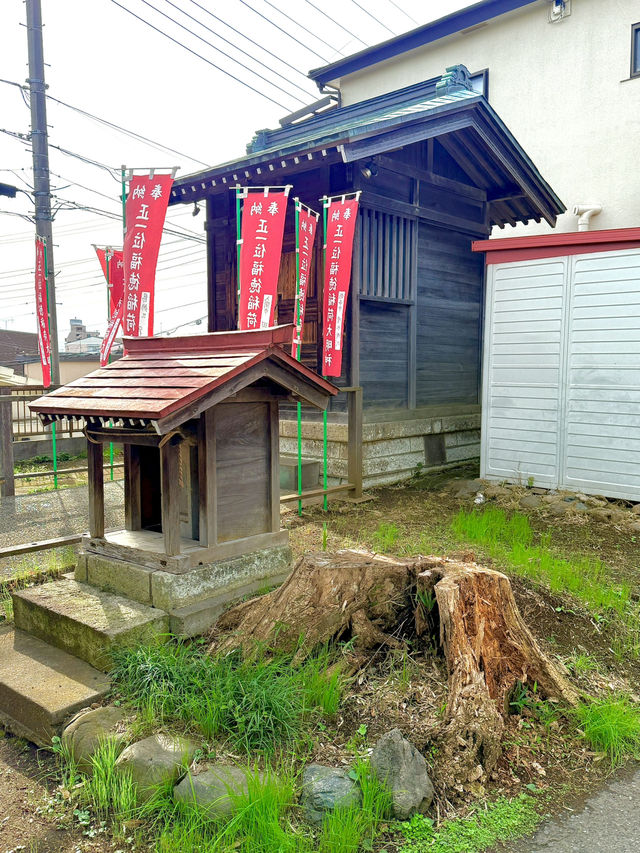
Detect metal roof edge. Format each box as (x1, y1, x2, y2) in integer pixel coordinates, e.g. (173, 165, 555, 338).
(308, 0, 538, 86)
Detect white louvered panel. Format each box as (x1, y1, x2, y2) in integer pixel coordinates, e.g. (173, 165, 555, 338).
(481, 258, 566, 487)
(562, 250, 640, 500)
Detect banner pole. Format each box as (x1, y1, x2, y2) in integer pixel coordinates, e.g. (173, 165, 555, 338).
(42, 236, 57, 489)
(105, 249, 114, 482)
(235, 186, 242, 330)
(322, 197, 328, 512)
(293, 201, 303, 516)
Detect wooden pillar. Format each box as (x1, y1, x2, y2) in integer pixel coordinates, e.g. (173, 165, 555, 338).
(205, 196, 217, 332)
(0, 389, 15, 498)
(197, 410, 216, 547)
(269, 401, 281, 532)
(87, 440, 104, 538)
(347, 387, 363, 499)
(124, 444, 141, 531)
(160, 438, 181, 556)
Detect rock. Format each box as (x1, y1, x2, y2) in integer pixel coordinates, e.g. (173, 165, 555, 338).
(174, 765, 268, 818)
(370, 729, 434, 819)
(519, 494, 541, 510)
(547, 502, 569, 516)
(632, 505, 640, 516)
(483, 484, 510, 500)
(589, 507, 625, 524)
(445, 478, 484, 498)
(573, 502, 589, 512)
(115, 734, 197, 802)
(628, 522, 640, 534)
(61, 705, 128, 773)
(542, 494, 561, 504)
(301, 764, 361, 825)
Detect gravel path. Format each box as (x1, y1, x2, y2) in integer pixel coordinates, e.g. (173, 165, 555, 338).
(0, 482, 124, 578)
(506, 763, 640, 852)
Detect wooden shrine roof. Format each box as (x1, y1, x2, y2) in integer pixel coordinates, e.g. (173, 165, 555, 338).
(30, 326, 338, 433)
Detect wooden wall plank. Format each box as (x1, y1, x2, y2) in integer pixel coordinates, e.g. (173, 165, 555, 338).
(87, 441, 104, 538)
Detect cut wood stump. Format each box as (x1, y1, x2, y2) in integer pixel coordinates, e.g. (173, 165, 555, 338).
(210, 550, 578, 786)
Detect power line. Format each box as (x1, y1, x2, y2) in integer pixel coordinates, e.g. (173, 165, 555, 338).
(136, 0, 305, 105)
(384, 0, 418, 25)
(233, 0, 331, 63)
(348, 0, 395, 34)
(109, 0, 292, 111)
(254, 0, 346, 61)
(184, 0, 317, 85)
(300, 0, 368, 47)
(160, 0, 313, 100)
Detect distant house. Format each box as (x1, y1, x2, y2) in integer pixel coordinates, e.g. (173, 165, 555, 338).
(0, 329, 39, 376)
(168, 64, 562, 485)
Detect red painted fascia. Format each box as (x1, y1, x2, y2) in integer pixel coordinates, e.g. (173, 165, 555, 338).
(472, 228, 640, 265)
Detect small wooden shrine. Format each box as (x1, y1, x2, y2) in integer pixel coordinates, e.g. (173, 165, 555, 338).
(30, 326, 336, 575)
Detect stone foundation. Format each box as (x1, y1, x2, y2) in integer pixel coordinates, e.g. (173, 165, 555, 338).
(280, 409, 480, 489)
(77, 544, 292, 637)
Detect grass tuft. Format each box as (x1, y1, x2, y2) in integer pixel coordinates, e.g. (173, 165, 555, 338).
(112, 641, 344, 753)
(574, 696, 640, 767)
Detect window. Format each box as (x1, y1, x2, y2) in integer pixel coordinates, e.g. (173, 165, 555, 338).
(632, 23, 640, 77)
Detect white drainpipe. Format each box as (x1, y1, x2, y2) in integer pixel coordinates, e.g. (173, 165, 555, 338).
(572, 203, 602, 231)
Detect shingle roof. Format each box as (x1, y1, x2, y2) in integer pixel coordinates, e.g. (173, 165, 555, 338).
(29, 326, 337, 431)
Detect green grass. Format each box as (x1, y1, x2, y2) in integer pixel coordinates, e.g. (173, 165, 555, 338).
(574, 696, 640, 767)
(451, 507, 632, 617)
(372, 522, 401, 552)
(111, 641, 344, 753)
(397, 794, 541, 852)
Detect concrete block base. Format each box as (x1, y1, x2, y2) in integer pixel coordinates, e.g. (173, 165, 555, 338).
(12, 578, 169, 672)
(0, 625, 111, 746)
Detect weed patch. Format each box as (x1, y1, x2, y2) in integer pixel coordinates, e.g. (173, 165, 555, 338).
(397, 794, 540, 852)
(574, 696, 640, 767)
(112, 642, 344, 753)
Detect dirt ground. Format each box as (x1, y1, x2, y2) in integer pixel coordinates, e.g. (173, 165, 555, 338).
(2, 464, 640, 849)
(0, 736, 115, 853)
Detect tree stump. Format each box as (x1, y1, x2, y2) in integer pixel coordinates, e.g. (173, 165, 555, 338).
(210, 550, 578, 785)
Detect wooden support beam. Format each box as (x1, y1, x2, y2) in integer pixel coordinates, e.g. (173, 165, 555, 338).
(347, 387, 363, 499)
(269, 401, 280, 533)
(198, 409, 216, 548)
(124, 444, 141, 531)
(160, 438, 181, 556)
(0, 389, 15, 498)
(87, 440, 104, 538)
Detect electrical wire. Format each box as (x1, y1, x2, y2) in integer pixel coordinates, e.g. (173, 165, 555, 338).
(159, 0, 313, 100)
(348, 0, 395, 34)
(136, 0, 305, 105)
(233, 0, 331, 63)
(300, 0, 367, 47)
(384, 0, 418, 25)
(254, 0, 346, 61)
(184, 0, 317, 84)
(109, 0, 292, 111)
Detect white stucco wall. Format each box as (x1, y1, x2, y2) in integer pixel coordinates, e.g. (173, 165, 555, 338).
(337, 0, 640, 234)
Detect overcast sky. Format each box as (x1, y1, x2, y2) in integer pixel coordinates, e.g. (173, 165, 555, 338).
(1, 0, 471, 347)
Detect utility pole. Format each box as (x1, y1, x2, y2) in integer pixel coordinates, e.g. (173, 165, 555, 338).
(26, 0, 60, 384)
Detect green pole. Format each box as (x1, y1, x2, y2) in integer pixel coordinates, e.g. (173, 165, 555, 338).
(105, 249, 114, 481)
(42, 237, 58, 489)
(293, 201, 303, 516)
(235, 186, 242, 329)
(322, 197, 329, 512)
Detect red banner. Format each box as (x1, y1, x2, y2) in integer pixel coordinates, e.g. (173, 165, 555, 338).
(321, 196, 359, 377)
(238, 187, 289, 330)
(100, 299, 123, 367)
(95, 247, 124, 317)
(34, 238, 52, 388)
(123, 173, 173, 337)
(292, 201, 319, 360)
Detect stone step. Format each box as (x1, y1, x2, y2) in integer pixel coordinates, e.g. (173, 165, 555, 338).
(279, 455, 320, 492)
(12, 578, 169, 672)
(0, 625, 111, 746)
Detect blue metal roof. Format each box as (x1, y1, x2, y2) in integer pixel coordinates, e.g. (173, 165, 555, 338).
(170, 66, 563, 228)
(308, 0, 538, 87)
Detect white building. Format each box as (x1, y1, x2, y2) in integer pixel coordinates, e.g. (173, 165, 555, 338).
(310, 0, 640, 235)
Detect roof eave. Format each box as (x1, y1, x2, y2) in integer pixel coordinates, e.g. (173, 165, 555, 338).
(308, 0, 539, 86)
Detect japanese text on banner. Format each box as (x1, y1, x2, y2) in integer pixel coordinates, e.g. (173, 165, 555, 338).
(34, 238, 52, 388)
(123, 174, 173, 337)
(292, 202, 319, 359)
(321, 197, 359, 377)
(238, 188, 289, 330)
